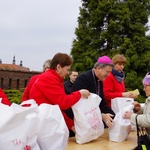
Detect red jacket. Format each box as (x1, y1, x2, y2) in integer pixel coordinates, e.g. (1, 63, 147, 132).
(103, 72, 125, 107)
(22, 74, 41, 101)
(0, 88, 11, 106)
(29, 69, 81, 130)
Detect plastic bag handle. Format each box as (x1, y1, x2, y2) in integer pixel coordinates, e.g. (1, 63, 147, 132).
(21, 99, 37, 107)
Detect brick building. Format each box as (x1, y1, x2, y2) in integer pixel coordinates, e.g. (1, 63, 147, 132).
(0, 56, 41, 90)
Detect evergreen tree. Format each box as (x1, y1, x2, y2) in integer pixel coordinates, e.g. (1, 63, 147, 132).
(71, 0, 150, 99)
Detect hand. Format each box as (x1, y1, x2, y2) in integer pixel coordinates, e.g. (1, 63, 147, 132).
(123, 111, 133, 119)
(71, 126, 76, 133)
(132, 95, 138, 99)
(122, 92, 133, 98)
(132, 101, 141, 112)
(102, 113, 114, 128)
(79, 89, 90, 99)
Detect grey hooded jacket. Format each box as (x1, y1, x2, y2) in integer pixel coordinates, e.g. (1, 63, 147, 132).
(131, 97, 150, 139)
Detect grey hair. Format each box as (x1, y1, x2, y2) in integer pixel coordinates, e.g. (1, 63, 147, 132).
(94, 62, 114, 69)
(43, 59, 51, 70)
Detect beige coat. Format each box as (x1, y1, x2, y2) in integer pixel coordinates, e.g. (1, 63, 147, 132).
(131, 97, 150, 139)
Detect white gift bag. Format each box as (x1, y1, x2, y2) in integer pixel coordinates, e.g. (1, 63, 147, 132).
(37, 104, 69, 150)
(109, 104, 134, 142)
(111, 97, 134, 114)
(72, 93, 104, 144)
(0, 99, 40, 150)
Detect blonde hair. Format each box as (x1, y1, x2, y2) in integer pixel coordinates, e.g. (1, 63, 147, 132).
(112, 54, 126, 65)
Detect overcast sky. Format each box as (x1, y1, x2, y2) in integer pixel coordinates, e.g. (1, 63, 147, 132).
(0, 0, 82, 71)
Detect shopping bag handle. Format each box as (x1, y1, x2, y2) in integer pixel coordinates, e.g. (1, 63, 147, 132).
(21, 99, 37, 107)
(135, 115, 140, 138)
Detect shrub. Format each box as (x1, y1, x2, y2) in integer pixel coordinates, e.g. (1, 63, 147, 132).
(3, 89, 22, 104)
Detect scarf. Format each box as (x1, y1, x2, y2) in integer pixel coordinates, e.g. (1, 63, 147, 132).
(112, 68, 125, 83)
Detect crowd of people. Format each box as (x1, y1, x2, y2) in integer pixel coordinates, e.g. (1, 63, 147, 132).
(0, 52, 150, 141)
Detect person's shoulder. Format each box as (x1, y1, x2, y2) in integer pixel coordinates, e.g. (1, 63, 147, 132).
(79, 69, 92, 77)
(75, 70, 92, 83)
(105, 72, 114, 80)
(64, 79, 70, 84)
(31, 74, 41, 79)
(29, 74, 41, 82)
(40, 69, 53, 78)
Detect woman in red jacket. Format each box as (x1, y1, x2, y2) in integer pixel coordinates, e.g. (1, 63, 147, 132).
(0, 88, 11, 106)
(29, 52, 90, 135)
(103, 54, 135, 107)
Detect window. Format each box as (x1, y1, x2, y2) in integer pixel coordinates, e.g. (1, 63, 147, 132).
(17, 79, 20, 89)
(1, 78, 3, 88)
(9, 78, 12, 89)
(24, 79, 27, 87)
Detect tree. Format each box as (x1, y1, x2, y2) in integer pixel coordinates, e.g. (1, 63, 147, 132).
(71, 0, 150, 99)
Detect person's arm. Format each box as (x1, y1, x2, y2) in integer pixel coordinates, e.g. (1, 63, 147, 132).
(35, 75, 81, 110)
(99, 81, 115, 127)
(99, 96, 115, 128)
(123, 103, 150, 128)
(131, 113, 150, 128)
(99, 81, 115, 115)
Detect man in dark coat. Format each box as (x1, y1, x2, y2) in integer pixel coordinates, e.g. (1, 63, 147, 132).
(66, 55, 115, 131)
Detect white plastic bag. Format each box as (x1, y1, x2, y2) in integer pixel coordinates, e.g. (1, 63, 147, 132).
(0, 99, 40, 150)
(111, 97, 134, 114)
(37, 104, 69, 150)
(109, 104, 134, 142)
(72, 93, 104, 144)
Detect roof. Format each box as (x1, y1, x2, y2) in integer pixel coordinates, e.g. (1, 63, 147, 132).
(0, 64, 30, 72)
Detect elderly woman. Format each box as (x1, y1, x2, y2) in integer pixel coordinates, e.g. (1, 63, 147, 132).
(29, 52, 90, 135)
(124, 75, 150, 139)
